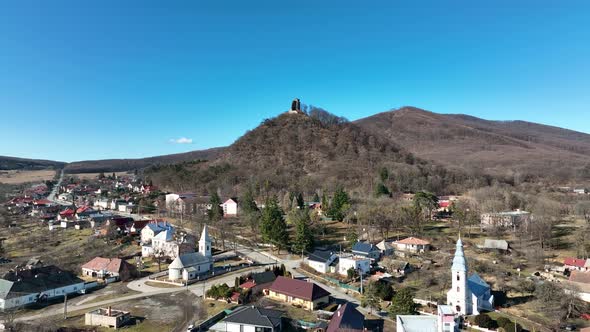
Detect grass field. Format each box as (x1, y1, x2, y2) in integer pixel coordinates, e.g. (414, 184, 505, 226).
(0, 169, 56, 184)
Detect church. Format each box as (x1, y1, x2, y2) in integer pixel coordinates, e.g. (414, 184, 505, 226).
(447, 237, 495, 315)
(168, 225, 214, 281)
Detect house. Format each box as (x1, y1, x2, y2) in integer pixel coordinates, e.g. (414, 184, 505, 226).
(75, 206, 96, 220)
(93, 198, 110, 210)
(393, 237, 431, 253)
(239, 271, 277, 294)
(0, 265, 85, 310)
(447, 237, 494, 315)
(117, 203, 135, 214)
(564, 257, 589, 271)
(480, 211, 531, 230)
(85, 307, 131, 329)
(81, 257, 137, 281)
(351, 241, 381, 260)
(165, 193, 211, 215)
(376, 240, 394, 256)
(338, 255, 371, 276)
(147, 228, 195, 259)
(479, 239, 509, 251)
(222, 198, 238, 216)
(380, 258, 411, 276)
(57, 208, 76, 221)
(306, 250, 338, 274)
(168, 225, 213, 281)
(140, 220, 172, 244)
(266, 276, 331, 311)
(308, 202, 323, 216)
(574, 188, 588, 195)
(396, 304, 456, 332)
(326, 302, 365, 332)
(209, 306, 284, 332)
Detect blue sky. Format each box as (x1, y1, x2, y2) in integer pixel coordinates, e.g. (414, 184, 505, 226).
(1, 1, 589, 162)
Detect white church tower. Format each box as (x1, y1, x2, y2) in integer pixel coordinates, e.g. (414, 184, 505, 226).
(447, 236, 472, 315)
(199, 224, 212, 258)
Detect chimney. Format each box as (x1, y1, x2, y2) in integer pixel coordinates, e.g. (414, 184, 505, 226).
(107, 306, 112, 316)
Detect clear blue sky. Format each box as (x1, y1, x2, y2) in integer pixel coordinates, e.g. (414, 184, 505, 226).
(1, 1, 589, 162)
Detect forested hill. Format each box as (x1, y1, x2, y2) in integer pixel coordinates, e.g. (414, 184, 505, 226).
(355, 107, 590, 183)
(63, 147, 225, 174)
(0, 156, 65, 170)
(145, 111, 491, 196)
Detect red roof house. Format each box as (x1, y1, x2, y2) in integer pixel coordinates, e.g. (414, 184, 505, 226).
(81, 257, 137, 281)
(564, 257, 588, 270)
(267, 276, 331, 311)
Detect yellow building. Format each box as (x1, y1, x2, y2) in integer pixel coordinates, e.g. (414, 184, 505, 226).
(266, 276, 331, 311)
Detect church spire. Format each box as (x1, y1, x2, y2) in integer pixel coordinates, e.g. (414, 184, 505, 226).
(451, 236, 467, 272)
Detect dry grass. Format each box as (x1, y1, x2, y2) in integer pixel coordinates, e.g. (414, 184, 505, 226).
(0, 170, 56, 184)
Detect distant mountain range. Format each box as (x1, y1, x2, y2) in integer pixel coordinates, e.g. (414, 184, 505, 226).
(0, 156, 65, 170)
(3, 106, 589, 190)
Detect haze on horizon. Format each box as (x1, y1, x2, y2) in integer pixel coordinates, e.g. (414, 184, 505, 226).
(1, 1, 589, 162)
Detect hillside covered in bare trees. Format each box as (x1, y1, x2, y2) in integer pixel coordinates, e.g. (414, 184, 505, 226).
(355, 107, 590, 184)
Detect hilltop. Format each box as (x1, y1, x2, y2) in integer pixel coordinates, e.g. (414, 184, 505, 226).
(145, 110, 488, 195)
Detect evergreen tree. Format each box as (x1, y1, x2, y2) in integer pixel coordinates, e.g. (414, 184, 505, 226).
(375, 183, 390, 197)
(379, 167, 389, 182)
(296, 193, 305, 209)
(240, 189, 259, 214)
(414, 191, 439, 220)
(346, 227, 358, 247)
(312, 192, 320, 202)
(208, 192, 224, 222)
(327, 187, 350, 221)
(291, 210, 314, 254)
(260, 197, 289, 253)
(321, 192, 329, 211)
(388, 288, 417, 318)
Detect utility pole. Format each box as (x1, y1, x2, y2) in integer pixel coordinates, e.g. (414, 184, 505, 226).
(358, 268, 363, 295)
(63, 293, 68, 319)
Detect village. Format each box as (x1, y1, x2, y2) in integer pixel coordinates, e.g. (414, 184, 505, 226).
(0, 167, 589, 332)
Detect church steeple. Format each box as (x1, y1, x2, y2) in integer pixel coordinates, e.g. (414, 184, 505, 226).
(451, 237, 467, 272)
(199, 225, 212, 258)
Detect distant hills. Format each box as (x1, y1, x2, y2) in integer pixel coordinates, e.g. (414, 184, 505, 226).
(0, 156, 65, 170)
(63, 148, 224, 174)
(355, 107, 590, 183)
(3, 106, 590, 191)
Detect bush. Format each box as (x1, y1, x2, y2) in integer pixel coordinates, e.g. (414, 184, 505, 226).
(496, 316, 511, 328)
(473, 314, 498, 329)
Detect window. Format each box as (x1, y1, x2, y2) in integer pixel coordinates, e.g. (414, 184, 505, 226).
(456, 305, 461, 312)
(456, 274, 460, 281)
(457, 287, 460, 292)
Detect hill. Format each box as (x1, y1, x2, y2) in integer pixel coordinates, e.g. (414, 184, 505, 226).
(145, 111, 490, 195)
(63, 147, 224, 174)
(0, 156, 65, 170)
(355, 107, 590, 183)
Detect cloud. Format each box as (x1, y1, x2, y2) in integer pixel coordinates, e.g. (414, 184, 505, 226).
(169, 137, 193, 144)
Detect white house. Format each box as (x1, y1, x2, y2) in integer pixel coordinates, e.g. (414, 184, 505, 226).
(145, 228, 195, 259)
(117, 203, 134, 213)
(0, 265, 85, 310)
(168, 225, 213, 281)
(222, 198, 238, 216)
(338, 255, 371, 276)
(396, 305, 456, 332)
(306, 249, 338, 274)
(447, 237, 494, 315)
(140, 221, 171, 244)
(93, 198, 109, 210)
